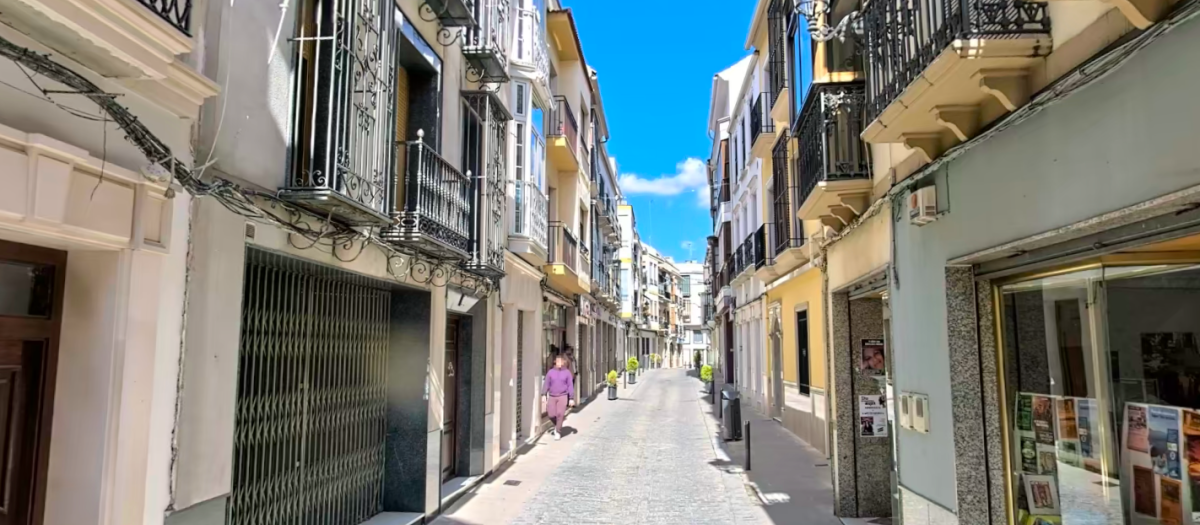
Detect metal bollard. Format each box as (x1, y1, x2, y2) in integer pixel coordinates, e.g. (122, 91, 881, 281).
(744, 421, 751, 471)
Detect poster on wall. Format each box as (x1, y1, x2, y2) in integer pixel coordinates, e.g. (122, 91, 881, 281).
(859, 394, 888, 438)
(1133, 464, 1157, 517)
(1150, 406, 1183, 481)
(1163, 477, 1184, 525)
(1033, 395, 1057, 445)
(1019, 395, 1034, 432)
(860, 339, 885, 377)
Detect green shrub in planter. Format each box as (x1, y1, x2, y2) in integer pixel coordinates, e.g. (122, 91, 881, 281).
(607, 370, 619, 400)
(626, 357, 639, 373)
(700, 365, 713, 383)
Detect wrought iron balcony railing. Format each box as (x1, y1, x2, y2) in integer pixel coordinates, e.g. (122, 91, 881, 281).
(513, 9, 551, 84)
(463, 0, 511, 83)
(863, 0, 1050, 124)
(548, 222, 578, 271)
(463, 91, 510, 279)
(767, 0, 789, 105)
(796, 82, 871, 209)
(138, 0, 192, 35)
(281, 0, 396, 226)
(771, 135, 804, 256)
(512, 179, 548, 248)
(547, 95, 579, 161)
(752, 225, 766, 269)
(384, 131, 472, 258)
(750, 92, 775, 145)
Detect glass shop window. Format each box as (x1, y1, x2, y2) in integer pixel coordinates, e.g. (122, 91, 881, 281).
(999, 264, 1200, 525)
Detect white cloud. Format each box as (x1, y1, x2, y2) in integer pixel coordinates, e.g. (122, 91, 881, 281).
(618, 158, 710, 208)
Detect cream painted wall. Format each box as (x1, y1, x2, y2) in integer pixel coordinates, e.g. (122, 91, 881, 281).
(826, 206, 892, 292)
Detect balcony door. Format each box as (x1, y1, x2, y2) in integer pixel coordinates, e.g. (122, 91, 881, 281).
(0, 241, 65, 525)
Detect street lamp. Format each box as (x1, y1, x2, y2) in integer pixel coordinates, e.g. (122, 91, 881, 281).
(792, 0, 862, 42)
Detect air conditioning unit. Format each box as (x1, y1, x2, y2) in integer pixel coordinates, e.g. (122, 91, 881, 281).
(908, 185, 938, 226)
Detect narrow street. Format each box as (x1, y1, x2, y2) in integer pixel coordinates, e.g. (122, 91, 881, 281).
(431, 369, 843, 525)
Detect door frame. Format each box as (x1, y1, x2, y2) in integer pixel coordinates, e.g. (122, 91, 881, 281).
(0, 240, 66, 525)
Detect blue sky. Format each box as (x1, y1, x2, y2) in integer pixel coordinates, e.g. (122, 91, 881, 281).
(566, 0, 755, 263)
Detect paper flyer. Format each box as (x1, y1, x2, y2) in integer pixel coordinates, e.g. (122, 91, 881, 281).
(1019, 394, 1034, 432)
(1150, 406, 1183, 480)
(1021, 436, 1038, 474)
(1057, 398, 1078, 439)
(858, 394, 887, 438)
(1191, 477, 1200, 522)
(1078, 400, 1093, 458)
(1162, 477, 1183, 525)
(1187, 409, 1200, 522)
(1037, 444, 1058, 475)
(860, 339, 885, 377)
(1129, 404, 1151, 454)
(1033, 396, 1056, 445)
(1133, 464, 1156, 517)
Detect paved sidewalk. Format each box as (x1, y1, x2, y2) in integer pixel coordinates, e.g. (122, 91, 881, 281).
(699, 389, 842, 525)
(430, 369, 844, 525)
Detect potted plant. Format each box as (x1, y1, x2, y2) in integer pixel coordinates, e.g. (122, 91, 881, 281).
(701, 365, 714, 394)
(607, 370, 619, 400)
(627, 356, 639, 384)
(650, 353, 660, 369)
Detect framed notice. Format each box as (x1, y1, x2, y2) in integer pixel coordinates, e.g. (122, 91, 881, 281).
(859, 394, 888, 438)
(1023, 475, 1061, 516)
(861, 339, 885, 376)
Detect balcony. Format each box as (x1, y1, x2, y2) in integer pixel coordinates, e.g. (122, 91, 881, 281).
(767, 0, 791, 130)
(511, 180, 549, 264)
(462, 91, 510, 279)
(463, 0, 511, 84)
(383, 131, 472, 258)
(545, 222, 589, 295)
(861, 0, 1050, 158)
(511, 8, 551, 97)
(546, 96, 580, 171)
(761, 136, 807, 280)
(732, 228, 764, 284)
(750, 92, 776, 159)
(795, 83, 872, 231)
(421, 0, 477, 27)
(282, 6, 398, 226)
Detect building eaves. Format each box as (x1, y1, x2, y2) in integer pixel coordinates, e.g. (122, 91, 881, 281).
(743, 0, 772, 50)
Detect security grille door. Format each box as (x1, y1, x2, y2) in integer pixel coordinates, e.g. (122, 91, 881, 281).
(229, 249, 390, 525)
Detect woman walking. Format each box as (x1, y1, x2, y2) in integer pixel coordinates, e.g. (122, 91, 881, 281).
(542, 355, 575, 441)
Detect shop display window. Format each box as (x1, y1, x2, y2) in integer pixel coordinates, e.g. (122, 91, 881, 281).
(999, 263, 1200, 525)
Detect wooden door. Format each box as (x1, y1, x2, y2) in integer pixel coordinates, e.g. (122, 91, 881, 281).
(442, 316, 460, 481)
(0, 240, 65, 525)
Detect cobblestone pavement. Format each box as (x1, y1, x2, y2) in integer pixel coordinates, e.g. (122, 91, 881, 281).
(503, 368, 771, 525)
